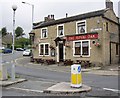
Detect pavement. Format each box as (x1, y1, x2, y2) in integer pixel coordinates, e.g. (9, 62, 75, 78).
(0, 78, 27, 87)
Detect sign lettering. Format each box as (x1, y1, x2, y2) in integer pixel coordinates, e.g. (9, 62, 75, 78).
(67, 33, 98, 41)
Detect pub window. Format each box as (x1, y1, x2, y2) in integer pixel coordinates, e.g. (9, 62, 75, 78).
(41, 28, 48, 39)
(82, 41, 89, 55)
(74, 40, 90, 56)
(45, 44, 49, 55)
(116, 44, 119, 55)
(40, 44, 44, 55)
(75, 42, 81, 55)
(57, 24, 64, 37)
(76, 21, 86, 34)
(39, 43, 49, 56)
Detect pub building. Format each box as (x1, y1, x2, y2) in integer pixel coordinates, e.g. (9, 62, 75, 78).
(31, 0, 120, 66)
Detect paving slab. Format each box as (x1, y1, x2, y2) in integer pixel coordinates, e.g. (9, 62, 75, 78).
(44, 82, 91, 94)
(0, 78, 27, 87)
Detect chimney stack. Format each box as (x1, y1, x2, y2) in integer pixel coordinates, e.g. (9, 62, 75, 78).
(106, 0, 113, 10)
(44, 14, 55, 22)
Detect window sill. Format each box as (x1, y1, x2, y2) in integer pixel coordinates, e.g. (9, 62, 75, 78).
(41, 37, 48, 40)
(73, 55, 90, 58)
(116, 55, 119, 57)
(76, 32, 87, 35)
(39, 55, 50, 57)
(57, 35, 64, 37)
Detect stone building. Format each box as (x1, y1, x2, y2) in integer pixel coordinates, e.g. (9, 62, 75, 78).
(31, 0, 120, 66)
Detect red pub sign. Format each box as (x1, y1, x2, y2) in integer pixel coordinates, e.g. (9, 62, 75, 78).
(66, 33, 98, 41)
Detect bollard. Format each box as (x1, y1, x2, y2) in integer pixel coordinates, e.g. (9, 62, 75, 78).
(0, 64, 8, 81)
(71, 64, 82, 88)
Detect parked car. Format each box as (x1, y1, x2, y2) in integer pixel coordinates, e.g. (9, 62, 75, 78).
(16, 48, 24, 51)
(23, 49, 31, 56)
(2, 48, 12, 53)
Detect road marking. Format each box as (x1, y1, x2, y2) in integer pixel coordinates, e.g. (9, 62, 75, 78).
(7, 87, 43, 93)
(103, 88, 120, 93)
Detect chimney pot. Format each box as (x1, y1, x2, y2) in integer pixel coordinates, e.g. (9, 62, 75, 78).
(106, 0, 113, 10)
(66, 13, 68, 18)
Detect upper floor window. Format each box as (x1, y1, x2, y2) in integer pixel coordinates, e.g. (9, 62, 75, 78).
(41, 28, 48, 39)
(76, 20, 86, 34)
(57, 24, 64, 37)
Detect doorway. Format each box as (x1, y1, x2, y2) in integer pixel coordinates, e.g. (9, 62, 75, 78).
(59, 43, 64, 62)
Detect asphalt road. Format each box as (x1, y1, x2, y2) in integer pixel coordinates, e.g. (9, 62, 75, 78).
(1, 52, 120, 97)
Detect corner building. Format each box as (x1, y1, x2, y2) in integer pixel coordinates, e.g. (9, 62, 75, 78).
(32, 1, 120, 66)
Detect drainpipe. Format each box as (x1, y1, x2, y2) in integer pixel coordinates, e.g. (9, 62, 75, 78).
(118, 22, 120, 63)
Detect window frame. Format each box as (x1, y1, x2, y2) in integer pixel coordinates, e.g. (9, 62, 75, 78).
(76, 20, 87, 34)
(41, 27, 48, 39)
(73, 40, 90, 57)
(57, 24, 64, 37)
(39, 43, 50, 56)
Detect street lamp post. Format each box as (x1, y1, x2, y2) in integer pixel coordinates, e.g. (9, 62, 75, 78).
(12, 5, 17, 80)
(22, 2, 34, 29)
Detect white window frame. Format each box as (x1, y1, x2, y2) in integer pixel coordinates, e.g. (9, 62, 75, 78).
(73, 40, 90, 57)
(41, 27, 48, 39)
(76, 20, 87, 34)
(57, 24, 64, 37)
(39, 43, 50, 56)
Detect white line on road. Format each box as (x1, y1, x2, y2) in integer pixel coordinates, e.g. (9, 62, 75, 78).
(7, 87, 43, 93)
(103, 88, 120, 93)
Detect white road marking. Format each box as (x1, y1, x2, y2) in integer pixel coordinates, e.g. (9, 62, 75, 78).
(7, 87, 43, 93)
(103, 88, 120, 93)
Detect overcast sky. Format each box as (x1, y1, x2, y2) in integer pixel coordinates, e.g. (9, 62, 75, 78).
(0, 0, 119, 38)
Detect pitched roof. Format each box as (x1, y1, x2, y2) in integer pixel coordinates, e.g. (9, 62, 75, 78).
(33, 9, 109, 29)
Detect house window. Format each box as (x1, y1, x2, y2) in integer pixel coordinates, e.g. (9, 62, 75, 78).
(57, 24, 64, 37)
(76, 21, 86, 34)
(74, 40, 90, 56)
(39, 43, 49, 56)
(41, 28, 48, 39)
(116, 44, 119, 55)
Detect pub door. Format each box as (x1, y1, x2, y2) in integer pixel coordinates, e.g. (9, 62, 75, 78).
(59, 43, 64, 62)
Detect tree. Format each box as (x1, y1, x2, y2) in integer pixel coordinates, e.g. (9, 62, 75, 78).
(15, 26, 25, 37)
(1, 27, 7, 37)
(15, 37, 30, 49)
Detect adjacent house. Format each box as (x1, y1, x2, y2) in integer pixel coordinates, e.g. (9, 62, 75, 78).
(31, 0, 120, 66)
(2, 33, 13, 48)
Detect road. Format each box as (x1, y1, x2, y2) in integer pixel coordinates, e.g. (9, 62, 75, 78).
(1, 51, 120, 97)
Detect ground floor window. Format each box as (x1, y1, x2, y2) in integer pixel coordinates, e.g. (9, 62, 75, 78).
(73, 40, 90, 57)
(39, 43, 49, 56)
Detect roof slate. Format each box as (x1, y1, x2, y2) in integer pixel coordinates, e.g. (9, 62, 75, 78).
(33, 9, 108, 29)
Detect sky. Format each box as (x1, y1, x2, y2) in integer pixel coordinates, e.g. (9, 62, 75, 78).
(0, 0, 119, 38)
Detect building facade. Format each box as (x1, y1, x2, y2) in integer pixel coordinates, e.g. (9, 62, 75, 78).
(32, 1, 120, 66)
